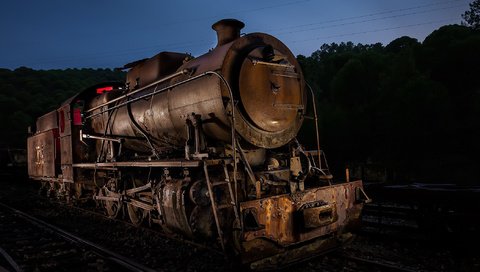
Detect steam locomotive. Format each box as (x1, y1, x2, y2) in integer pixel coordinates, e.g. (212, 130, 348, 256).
(27, 19, 368, 269)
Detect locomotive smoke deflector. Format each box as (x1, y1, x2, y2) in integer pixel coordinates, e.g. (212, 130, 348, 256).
(212, 19, 245, 47)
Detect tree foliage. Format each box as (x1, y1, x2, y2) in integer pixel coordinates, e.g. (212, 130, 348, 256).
(0, 68, 125, 148)
(462, 0, 480, 29)
(297, 25, 480, 183)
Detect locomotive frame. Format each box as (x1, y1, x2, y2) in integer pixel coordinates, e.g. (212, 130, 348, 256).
(27, 19, 369, 269)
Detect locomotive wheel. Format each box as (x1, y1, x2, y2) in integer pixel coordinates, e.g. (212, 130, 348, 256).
(189, 180, 210, 206)
(38, 181, 48, 196)
(47, 181, 57, 198)
(126, 177, 149, 226)
(127, 202, 147, 226)
(74, 183, 83, 200)
(98, 187, 122, 218)
(232, 218, 243, 255)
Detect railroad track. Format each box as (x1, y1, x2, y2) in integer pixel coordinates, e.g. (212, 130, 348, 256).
(2, 180, 465, 272)
(0, 202, 156, 272)
(360, 202, 423, 238)
(362, 202, 419, 227)
(0, 180, 229, 271)
(339, 252, 419, 272)
(63, 201, 222, 255)
(294, 250, 421, 272)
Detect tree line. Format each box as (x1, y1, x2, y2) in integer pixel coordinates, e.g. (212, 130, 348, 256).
(0, 68, 125, 148)
(297, 24, 480, 183)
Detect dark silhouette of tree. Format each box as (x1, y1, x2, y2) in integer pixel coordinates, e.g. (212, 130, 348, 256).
(297, 24, 480, 183)
(0, 68, 125, 148)
(462, 0, 480, 29)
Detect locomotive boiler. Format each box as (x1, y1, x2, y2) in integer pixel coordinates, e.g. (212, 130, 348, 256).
(27, 19, 368, 269)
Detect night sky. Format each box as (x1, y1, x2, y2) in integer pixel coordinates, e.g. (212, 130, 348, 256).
(0, 0, 469, 70)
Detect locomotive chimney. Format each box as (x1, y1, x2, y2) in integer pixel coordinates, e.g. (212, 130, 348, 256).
(212, 19, 245, 47)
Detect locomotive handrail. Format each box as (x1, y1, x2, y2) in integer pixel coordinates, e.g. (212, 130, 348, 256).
(86, 71, 223, 120)
(85, 69, 190, 114)
(251, 59, 295, 69)
(204, 71, 239, 207)
(306, 83, 322, 169)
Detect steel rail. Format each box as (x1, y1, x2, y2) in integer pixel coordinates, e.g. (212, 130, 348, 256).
(0, 246, 21, 272)
(0, 202, 157, 272)
(61, 202, 223, 255)
(339, 252, 418, 272)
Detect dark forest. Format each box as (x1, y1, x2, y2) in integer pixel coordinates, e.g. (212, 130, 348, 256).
(297, 24, 480, 183)
(0, 68, 125, 146)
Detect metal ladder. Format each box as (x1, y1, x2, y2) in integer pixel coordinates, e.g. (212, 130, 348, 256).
(308, 150, 333, 181)
(202, 161, 240, 253)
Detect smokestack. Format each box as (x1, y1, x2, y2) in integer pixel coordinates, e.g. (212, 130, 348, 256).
(212, 19, 245, 47)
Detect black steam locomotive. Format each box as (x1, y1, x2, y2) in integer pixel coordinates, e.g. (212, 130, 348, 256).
(27, 19, 368, 269)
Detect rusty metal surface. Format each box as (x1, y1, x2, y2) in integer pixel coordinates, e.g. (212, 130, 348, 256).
(27, 130, 58, 178)
(159, 179, 193, 237)
(239, 47, 302, 132)
(57, 104, 71, 136)
(35, 110, 58, 133)
(86, 22, 305, 151)
(59, 137, 72, 165)
(61, 164, 73, 182)
(86, 70, 187, 115)
(222, 32, 306, 148)
(239, 180, 364, 264)
(168, 76, 230, 142)
(212, 19, 244, 47)
(72, 160, 201, 168)
(59, 135, 73, 182)
(126, 51, 190, 89)
(91, 47, 233, 152)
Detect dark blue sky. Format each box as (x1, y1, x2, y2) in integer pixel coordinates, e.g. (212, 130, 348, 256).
(0, 0, 469, 70)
